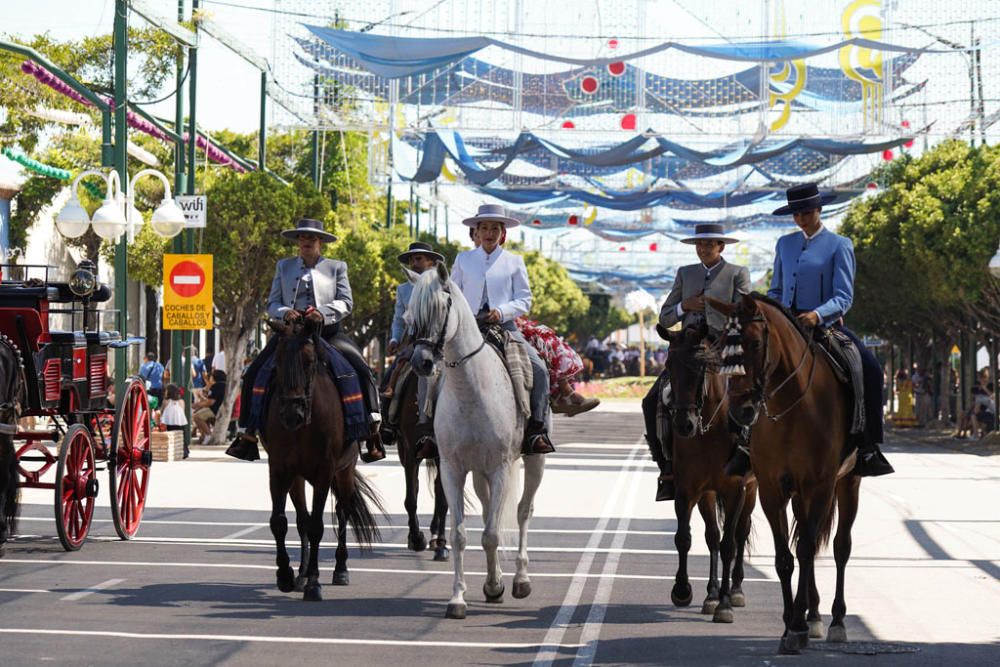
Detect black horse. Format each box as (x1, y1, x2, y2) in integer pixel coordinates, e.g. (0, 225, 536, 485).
(261, 317, 384, 601)
(0, 336, 25, 558)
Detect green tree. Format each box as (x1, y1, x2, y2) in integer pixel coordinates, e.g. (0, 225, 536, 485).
(518, 249, 590, 331)
(567, 293, 634, 344)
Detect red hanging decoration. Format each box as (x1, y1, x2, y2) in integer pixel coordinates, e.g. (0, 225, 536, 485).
(580, 76, 599, 95)
(568, 215, 580, 226)
(866, 182, 878, 191)
(882, 149, 894, 161)
(607, 62, 626, 77)
(901, 119, 911, 128)
(618, 246, 626, 252)
(608, 38, 619, 49)
(904, 138, 915, 149)
(620, 113, 637, 130)
(561, 120, 576, 129)
(531, 218, 542, 226)
(649, 242, 658, 252)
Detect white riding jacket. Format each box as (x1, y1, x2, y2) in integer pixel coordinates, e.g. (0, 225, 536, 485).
(451, 246, 532, 324)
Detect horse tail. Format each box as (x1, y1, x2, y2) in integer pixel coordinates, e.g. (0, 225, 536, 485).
(498, 459, 522, 555)
(336, 470, 387, 553)
(2, 440, 18, 540)
(789, 499, 837, 551)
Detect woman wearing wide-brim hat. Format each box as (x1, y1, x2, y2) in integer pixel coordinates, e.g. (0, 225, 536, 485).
(447, 203, 556, 456)
(767, 182, 894, 477)
(226, 218, 386, 463)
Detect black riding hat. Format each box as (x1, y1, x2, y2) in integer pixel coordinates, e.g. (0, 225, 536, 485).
(398, 241, 444, 264)
(280, 218, 337, 242)
(772, 183, 837, 216)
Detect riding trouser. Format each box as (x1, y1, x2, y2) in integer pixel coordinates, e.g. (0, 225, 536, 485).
(833, 324, 884, 446)
(503, 323, 550, 424)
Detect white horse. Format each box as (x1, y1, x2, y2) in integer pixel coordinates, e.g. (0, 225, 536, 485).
(406, 263, 546, 619)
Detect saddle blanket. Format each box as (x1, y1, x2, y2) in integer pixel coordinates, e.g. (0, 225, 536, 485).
(500, 329, 533, 419)
(249, 337, 370, 443)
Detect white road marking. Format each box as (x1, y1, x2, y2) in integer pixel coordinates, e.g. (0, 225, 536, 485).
(60, 578, 126, 601)
(533, 439, 646, 667)
(220, 525, 262, 540)
(0, 588, 49, 594)
(0, 628, 583, 650)
(573, 451, 644, 665)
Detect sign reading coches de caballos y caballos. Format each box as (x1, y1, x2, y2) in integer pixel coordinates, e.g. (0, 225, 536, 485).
(163, 254, 213, 330)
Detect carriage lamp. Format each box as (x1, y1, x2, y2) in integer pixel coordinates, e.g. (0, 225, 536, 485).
(68, 264, 97, 297)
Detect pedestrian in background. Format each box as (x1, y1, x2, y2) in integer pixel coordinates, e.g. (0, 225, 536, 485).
(139, 352, 165, 404)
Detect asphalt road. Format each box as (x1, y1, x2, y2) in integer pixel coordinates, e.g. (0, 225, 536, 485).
(1, 402, 998, 666)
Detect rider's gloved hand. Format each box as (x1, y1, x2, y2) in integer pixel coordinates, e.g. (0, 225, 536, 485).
(304, 307, 324, 324)
(283, 310, 302, 322)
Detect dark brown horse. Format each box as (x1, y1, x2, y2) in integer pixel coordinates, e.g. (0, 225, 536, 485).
(393, 367, 449, 561)
(0, 336, 24, 558)
(262, 318, 383, 601)
(662, 323, 756, 624)
(709, 293, 861, 654)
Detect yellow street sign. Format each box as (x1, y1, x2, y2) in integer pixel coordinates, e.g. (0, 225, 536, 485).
(163, 254, 213, 330)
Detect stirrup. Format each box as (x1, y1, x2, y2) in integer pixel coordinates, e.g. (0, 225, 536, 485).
(225, 432, 260, 462)
(854, 445, 894, 477)
(522, 432, 555, 456)
(360, 432, 386, 463)
(656, 473, 675, 502)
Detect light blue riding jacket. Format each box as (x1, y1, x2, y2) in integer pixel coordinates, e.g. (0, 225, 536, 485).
(390, 281, 413, 344)
(767, 227, 856, 326)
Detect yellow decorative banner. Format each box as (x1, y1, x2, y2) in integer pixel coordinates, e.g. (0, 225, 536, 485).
(839, 0, 884, 127)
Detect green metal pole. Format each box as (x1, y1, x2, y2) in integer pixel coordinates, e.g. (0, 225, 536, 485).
(113, 0, 129, 392)
(187, 0, 199, 197)
(259, 71, 267, 170)
(311, 75, 320, 188)
(173, 0, 191, 452)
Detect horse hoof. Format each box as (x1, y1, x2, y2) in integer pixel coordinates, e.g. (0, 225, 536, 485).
(294, 575, 307, 593)
(701, 598, 719, 615)
(808, 619, 825, 639)
(408, 531, 428, 552)
(445, 602, 467, 619)
(512, 581, 532, 599)
(713, 607, 734, 624)
(433, 546, 450, 562)
(483, 582, 505, 603)
(671, 583, 693, 607)
(303, 584, 322, 602)
(730, 590, 746, 607)
(276, 567, 296, 593)
(332, 570, 350, 586)
(827, 625, 848, 643)
(778, 631, 806, 655)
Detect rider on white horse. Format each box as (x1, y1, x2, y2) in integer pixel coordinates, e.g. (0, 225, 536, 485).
(448, 204, 555, 456)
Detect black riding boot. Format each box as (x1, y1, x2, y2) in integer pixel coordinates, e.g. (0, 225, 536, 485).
(522, 419, 555, 455)
(854, 441, 894, 477)
(225, 431, 261, 462)
(414, 422, 438, 460)
(647, 434, 674, 502)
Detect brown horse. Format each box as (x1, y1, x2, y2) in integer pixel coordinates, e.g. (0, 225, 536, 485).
(0, 336, 24, 558)
(262, 318, 383, 601)
(394, 367, 450, 561)
(662, 323, 757, 624)
(709, 293, 861, 654)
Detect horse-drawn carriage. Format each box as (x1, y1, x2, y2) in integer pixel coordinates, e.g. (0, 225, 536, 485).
(0, 262, 151, 551)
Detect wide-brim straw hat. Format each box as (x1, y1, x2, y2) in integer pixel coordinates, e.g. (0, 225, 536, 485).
(280, 218, 337, 242)
(679, 222, 739, 245)
(398, 241, 445, 264)
(771, 183, 837, 216)
(461, 203, 520, 228)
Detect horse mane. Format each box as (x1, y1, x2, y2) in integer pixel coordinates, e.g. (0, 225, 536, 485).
(277, 326, 317, 391)
(406, 270, 452, 335)
(748, 293, 811, 342)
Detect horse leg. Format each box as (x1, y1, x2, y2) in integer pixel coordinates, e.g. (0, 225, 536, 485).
(697, 493, 721, 615)
(713, 483, 747, 624)
(731, 482, 756, 608)
(671, 493, 696, 607)
(759, 485, 797, 654)
(440, 460, 469, 619)
(481, 466, 509, 603)
(787, 489, 834, 652)
(333, 502, 350, 586)
(828, 475, 861, 643)
(404, 453, 426, 552)
(302, 471, 332, 602)
(513, 454, 544, 599)
(430, 461, 450, 562)
(289, 477, 310, 592)
(268, 469, 296, 593)
(807, 563, 823, 639)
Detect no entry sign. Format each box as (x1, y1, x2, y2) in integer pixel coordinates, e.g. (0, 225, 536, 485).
(163, 254, 213, 330)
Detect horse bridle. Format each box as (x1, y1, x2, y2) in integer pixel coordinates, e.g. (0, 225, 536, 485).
(412, 292, 486, 369)
(737, 311, 817, 425)
(278, 330, 317, 426)
(669, 343, 726, 435)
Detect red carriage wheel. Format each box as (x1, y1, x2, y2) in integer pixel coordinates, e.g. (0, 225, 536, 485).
(108, 378, 152, 540)
(54, 424, 99, 551)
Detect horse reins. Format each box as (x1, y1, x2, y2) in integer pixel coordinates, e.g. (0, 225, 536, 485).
(747, 312, 818, 423)
(413, 293, 487, 368)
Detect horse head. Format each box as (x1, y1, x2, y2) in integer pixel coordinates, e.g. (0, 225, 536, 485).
(708, 293, 769, 427)
(270, 315, 320, 431)
(407, 263, 459, 378)
(663, 320, 717, 438)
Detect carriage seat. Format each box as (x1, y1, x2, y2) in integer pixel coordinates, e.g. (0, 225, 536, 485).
(85, 331, 120, 345)
(48, 331, 86, 345)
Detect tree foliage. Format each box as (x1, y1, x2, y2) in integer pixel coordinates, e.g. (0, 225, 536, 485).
(519, 249, 590, 331)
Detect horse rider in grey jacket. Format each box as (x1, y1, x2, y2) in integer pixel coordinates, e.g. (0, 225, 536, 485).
(642, 223, 751, 501)
(226, 218, 386, 463)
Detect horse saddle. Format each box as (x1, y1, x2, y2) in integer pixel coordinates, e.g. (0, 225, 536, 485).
(385, 359, 418, 425)
(477, 322, 532, 419)
(814, 328, 865, 436)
